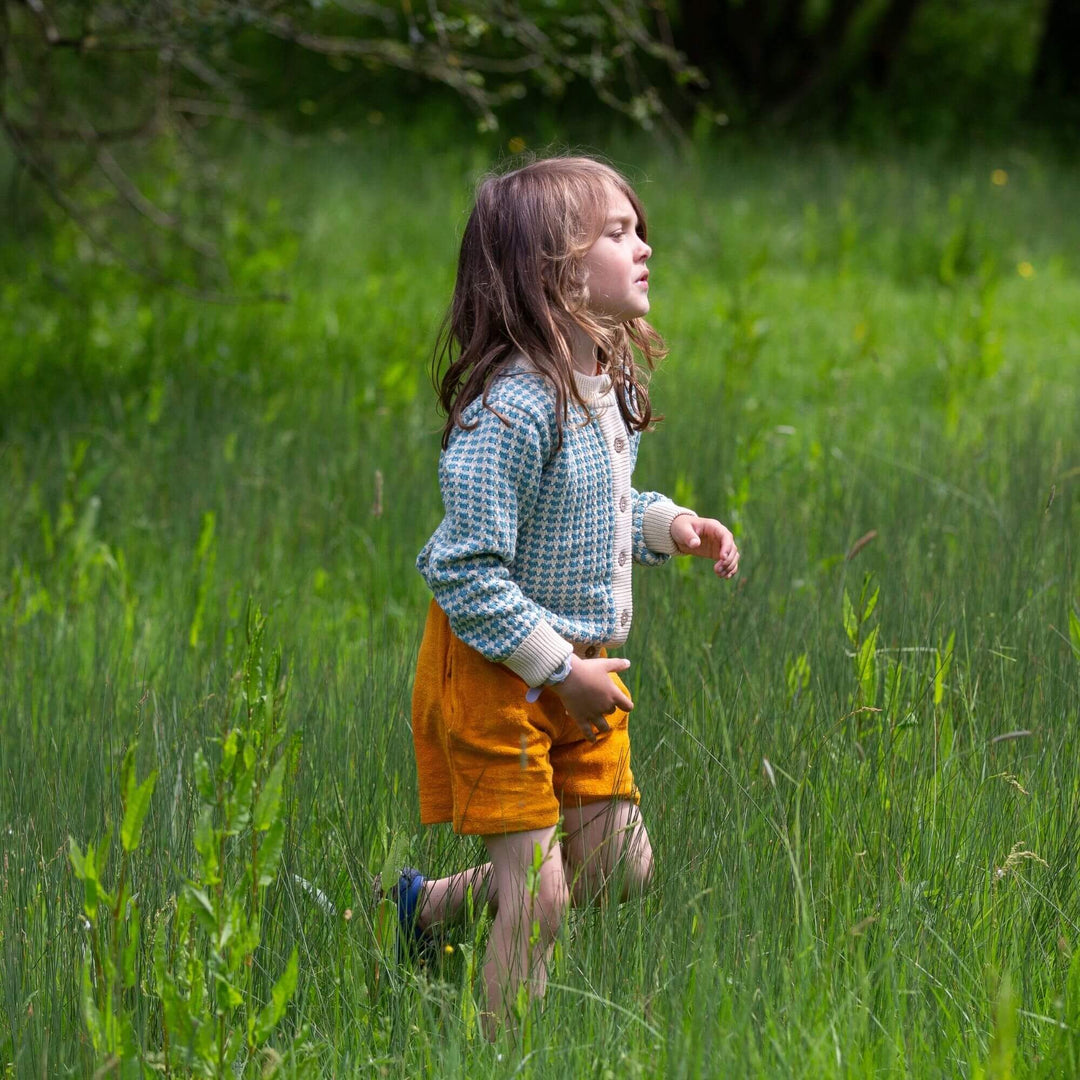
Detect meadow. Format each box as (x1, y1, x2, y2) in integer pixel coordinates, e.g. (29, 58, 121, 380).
(1, 133, 1079, 1077)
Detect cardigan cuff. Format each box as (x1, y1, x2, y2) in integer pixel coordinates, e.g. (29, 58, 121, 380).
(503, 620, 575, 688)
(642, 501, 697, 555)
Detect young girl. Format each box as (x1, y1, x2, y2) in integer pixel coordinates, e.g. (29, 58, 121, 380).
(401, 155, 739, 1033)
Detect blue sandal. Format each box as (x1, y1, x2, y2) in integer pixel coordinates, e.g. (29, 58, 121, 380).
(391, 866, 431, 964)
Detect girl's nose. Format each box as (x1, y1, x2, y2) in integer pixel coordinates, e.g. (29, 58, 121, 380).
(638, 239, 652, 260)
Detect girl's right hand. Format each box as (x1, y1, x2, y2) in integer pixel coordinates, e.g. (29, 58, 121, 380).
(551, 656, 634, 742)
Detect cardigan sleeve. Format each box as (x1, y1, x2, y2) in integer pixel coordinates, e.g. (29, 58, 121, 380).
(416, 400, 574, 687)
(631, 489, 696, 566)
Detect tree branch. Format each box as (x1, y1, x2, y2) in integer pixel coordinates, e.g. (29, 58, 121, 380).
(2, 114, 286, 304)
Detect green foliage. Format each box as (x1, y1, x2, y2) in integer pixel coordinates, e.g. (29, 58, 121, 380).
(68, 744, 158, 1075)
(1035, 946, 1080, 1077)
(151, 603, 300, 1076)
(875, 0, 1048, 140)
(67, 605, 303, 1076)
(843, 572, 881, 708)
(980, 968, 1019, 1080)
(3, 139, 1079, 1076)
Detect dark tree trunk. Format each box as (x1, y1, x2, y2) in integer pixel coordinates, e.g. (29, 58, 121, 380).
(862, 0, 925, 90)
(1032, 0, 1080, 101)
(672, 0, 926, 122)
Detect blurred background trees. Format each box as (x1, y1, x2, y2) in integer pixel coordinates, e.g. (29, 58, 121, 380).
(0, 0, 1072, 291)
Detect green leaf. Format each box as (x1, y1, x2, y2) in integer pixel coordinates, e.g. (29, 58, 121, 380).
(986, 969, 1017, 1079)
(229, 764, 255, 832)
(194, 806, 220, 885)
(81, 840, 100, 921)
(122, 902, 140, 989)
(121, 769, 158, 852)
(120, 743, 136, 808)
(842, 588, 858, 645)
(68, 836, 87, 880)
(378, 832, 408, 903)
(934, 630, 955, 706)
(214, 970, 244, 1013)
(857, 625, 879, 706)
(862, 584, 880, 624)
(221, 729, 239, 776)
(81, 957, 105, 1053)
(374, 898, 397, 955)
(257, 817, 286, 887)
(253, 948, 298, 1044)
(232, 905, 261, 964)
(1066, 944, 1080, 1027)
(253, 756, 287, 832)
(185, 885, 218, 936)
(193, 748, 215, 804)
(939, 710, 954, 765)
(217, 901, 236, 954)
(1069, 607, 1080, 658)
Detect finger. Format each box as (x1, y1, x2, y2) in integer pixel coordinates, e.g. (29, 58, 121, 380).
(604, 658, 632, 671)
(673, 516, 701, 545)
(575, 717, 598, 743)
(592, 714, 612, 735)
(612, 689, 634, 712)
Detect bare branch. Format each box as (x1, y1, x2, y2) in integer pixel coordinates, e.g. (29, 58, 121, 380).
(178, 50, 244, 100)
(2, 115, 286, 305)
(2, 0, 704, 301)
(4, 119, 156, 143)
(171, 97, 258, 122)
(23, 0, 60, 43)
(91, 135, 221, 259)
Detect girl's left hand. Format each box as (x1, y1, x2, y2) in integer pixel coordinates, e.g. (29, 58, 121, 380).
(670, 515, 740, 578)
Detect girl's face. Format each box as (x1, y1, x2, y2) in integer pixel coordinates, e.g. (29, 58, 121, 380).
(581, 185, 652, 323)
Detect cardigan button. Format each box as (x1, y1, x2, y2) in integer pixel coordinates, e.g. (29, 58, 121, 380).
(618, 551, 628, 567)
(614, 436, 626, 453)
(584, 645, 599, 659)
(620, 610, 630, 627)
(619, 495, 629, 512)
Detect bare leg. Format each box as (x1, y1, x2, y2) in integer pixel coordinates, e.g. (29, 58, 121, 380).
(561, 799, 653, 906)
(416, 863, 494, 931)
(417, 800, 651, 928)
(480, 825, 568, 1038)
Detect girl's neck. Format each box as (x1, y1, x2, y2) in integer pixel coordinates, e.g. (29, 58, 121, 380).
(567, 322, 602, 376)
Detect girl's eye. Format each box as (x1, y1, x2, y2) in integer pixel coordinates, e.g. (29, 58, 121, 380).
(610, 229, 624, 240)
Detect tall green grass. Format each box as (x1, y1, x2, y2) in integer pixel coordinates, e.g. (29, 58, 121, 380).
(1, 134, 1079, 1076)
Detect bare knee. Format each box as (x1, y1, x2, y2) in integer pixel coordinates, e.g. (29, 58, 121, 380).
(564, 804, 655, 904)
(494, 870, 568, 950)
(530, 870, 570, 943)
(619, 835, 654, 898)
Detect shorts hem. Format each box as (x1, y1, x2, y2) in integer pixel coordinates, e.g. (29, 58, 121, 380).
(558, 786, 641, 809)
(422, 809, 564, 837)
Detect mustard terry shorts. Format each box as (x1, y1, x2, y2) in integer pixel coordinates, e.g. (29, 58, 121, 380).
(411, 600, 639, 836)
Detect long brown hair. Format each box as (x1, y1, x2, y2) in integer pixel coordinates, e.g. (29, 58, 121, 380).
(433, 155, 666, 450)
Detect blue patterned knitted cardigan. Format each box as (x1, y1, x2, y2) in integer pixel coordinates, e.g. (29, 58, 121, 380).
(417, 363, 691, 687)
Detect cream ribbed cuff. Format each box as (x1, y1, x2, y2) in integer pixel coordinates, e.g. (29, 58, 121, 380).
(503, 620, 575, 687)
(642, 501, 697, 555)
